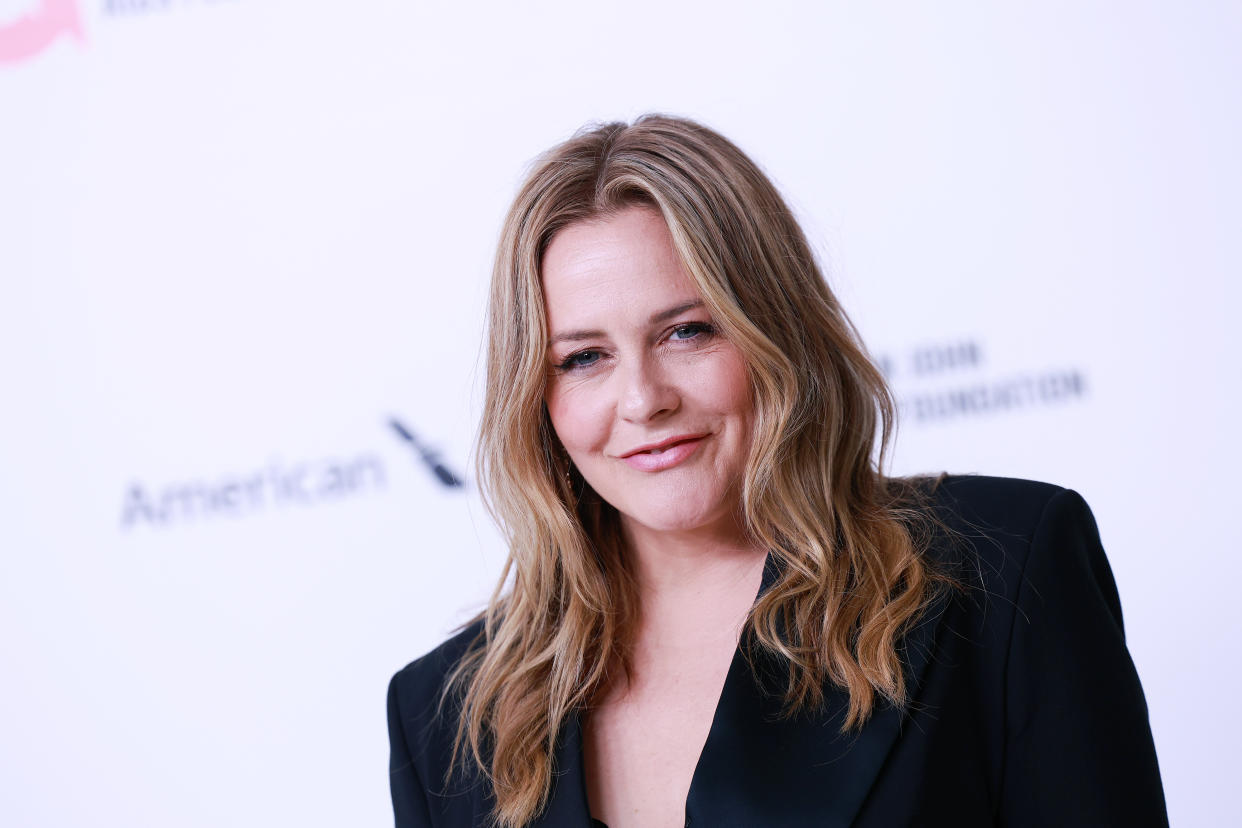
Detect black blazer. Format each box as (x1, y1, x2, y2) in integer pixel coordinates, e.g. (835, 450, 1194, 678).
(387, 475, 1168, 827)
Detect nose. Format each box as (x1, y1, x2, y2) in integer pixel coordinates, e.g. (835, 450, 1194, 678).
(617, 354, 680, 423)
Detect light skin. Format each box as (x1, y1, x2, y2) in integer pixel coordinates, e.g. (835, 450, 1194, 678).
(542, 206, 769, 828)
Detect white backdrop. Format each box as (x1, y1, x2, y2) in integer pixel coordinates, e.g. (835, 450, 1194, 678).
(2, 1, 1238, 825)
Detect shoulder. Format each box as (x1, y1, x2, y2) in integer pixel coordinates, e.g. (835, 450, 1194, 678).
(388, 618, 486, 767)
(920, 473, 1096, 558)
(921, 479, 1167, 821)
(390, 618, 486, 706)
(916, 474, 1110, 614)
(924, 473, 1068, 536)
(387, 619, 491, 823)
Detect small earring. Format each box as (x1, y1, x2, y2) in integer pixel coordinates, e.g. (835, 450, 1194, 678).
(564, 455, 574, 487)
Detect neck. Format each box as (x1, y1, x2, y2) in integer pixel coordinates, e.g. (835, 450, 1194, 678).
(619, 512, 768, 605)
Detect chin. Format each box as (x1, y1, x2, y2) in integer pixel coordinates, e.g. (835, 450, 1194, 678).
(617, 497, 732, 535)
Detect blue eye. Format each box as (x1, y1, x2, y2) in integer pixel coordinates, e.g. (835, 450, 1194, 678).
(670, 322, 714, 341)
(559, 350, 601, 371)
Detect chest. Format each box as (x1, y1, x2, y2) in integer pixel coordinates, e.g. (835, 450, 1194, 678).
(583, 635, 739, 828)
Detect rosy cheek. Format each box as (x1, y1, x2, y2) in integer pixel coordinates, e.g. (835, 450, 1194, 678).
(546, 389, 600, 453)
(545, 402, 570, 445)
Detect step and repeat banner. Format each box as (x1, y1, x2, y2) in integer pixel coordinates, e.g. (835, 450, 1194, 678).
(2, 1, 1237, 825)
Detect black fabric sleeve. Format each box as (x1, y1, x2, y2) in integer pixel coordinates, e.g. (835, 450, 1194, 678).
(1000, 488, 1168, 826)
(388, 670, 434, 828)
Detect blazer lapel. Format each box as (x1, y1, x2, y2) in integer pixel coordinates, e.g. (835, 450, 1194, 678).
(684, 583, 950, 828)
(531, 711, 593, 827)
(530, 559, 951, 828)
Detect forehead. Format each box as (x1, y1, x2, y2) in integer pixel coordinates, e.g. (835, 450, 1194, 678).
(541, 207, 700, 332)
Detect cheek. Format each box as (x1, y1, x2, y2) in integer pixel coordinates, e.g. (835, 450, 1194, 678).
(724, 361, 754, 413)
(698, 347, 754, 422)
(545, 383, 608, 453)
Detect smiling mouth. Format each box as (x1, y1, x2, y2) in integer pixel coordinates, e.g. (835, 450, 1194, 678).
(618, 434, 708, 472)
(621, 434, 708, 457)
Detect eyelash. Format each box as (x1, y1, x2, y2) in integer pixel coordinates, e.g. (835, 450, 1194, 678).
(555, 322, 716, 373)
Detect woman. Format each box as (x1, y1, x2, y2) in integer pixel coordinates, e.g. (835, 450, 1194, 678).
(387, 115, 1168, 827)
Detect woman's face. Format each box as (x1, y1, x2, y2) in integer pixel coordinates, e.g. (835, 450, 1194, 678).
(542, 206, 754, 540)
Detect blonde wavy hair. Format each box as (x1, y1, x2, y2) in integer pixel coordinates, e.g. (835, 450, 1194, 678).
(450, 114, 953, 827)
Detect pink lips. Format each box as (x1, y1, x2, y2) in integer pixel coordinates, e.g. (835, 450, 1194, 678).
(619, 434, 707, 472)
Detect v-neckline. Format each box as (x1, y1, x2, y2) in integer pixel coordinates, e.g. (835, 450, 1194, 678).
(576, 553, 783, 827)
(532, 549, 951, 828)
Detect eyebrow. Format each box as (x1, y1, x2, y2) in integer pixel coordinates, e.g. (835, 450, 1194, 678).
(547, 300, 705, 346)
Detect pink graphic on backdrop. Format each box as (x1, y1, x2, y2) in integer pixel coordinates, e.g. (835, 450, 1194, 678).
(0, 0, 84, 65)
